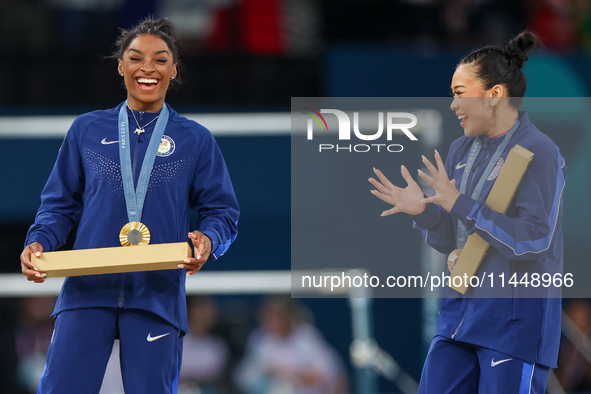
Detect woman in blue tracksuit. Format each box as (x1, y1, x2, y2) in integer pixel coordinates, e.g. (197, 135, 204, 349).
(19, 18, 239, 393)
(370, 31, 565, 393)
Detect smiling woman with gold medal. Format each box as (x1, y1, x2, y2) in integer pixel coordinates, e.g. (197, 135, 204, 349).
(19, 18, 239, 394)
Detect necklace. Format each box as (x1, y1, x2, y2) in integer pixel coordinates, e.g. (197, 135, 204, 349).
(129, 107, 159, 135)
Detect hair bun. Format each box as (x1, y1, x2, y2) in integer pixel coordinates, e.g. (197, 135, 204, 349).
(504, 31, 538, 69)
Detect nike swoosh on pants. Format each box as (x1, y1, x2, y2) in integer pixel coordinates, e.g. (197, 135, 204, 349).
(146, 332, 170, 342)
(491, 358, 513, 367)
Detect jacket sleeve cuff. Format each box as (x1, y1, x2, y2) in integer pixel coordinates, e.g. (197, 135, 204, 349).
(412, 203, 442, 230)
(200, 229, 220, 261)
(25, 234, 52, 253)
(450, 194, 481, 226)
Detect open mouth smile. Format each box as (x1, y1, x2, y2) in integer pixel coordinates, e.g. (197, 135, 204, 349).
(136, 77, 160, 91)
(458, 114, 468, 127)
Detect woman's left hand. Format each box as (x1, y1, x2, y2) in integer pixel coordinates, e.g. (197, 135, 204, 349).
(180, 231, 212, 276)
(418, 149, 461, 212)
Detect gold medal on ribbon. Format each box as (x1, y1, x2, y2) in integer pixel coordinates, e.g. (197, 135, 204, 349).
(119, 221, 151, 246)
(447, 249, 462, 273)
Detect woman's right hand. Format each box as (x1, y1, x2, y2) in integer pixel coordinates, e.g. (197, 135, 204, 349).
(20, 242, 47, 283)
(369, 166, 426, 216)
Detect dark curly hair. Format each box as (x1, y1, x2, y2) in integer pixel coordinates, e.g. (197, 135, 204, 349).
(113, 17, 183, 88)
(458, 31, 539, 108)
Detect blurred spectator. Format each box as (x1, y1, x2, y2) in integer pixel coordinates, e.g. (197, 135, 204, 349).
(442, 0, 479, 45)
(441, 0, 528, 46)
(235, 296, 348, 394)
(527, 0, 577, 52)
(99, 296, 230, 394)
(479, 0, 529, 45)
(556, 299, 591, 392)
(157, 0, 220, 53)
(179, 296, 230, 394)
(207, 0, 322, 56)
(14, 297, 56, 394)
(574, 0, 591, 52)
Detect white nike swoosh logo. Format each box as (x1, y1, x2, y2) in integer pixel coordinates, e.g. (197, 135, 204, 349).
(101, 138, 119, 145)
(147, 332, 170, 342)
(456, 163, 467, 169)
(491, 358, 513, 367)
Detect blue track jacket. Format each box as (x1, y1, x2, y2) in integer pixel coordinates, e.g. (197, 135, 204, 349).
(413, 112, 565, 368)
(25, 102, 239, 333)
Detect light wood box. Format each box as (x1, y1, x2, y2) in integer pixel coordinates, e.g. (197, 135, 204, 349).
(32, 242, 191, 278)
(449, 144, 534, 294)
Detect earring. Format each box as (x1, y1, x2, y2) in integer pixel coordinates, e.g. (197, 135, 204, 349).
(171, 75, 176, 80)
(120, 73, 124, 77)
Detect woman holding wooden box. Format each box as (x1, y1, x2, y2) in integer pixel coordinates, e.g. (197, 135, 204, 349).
(19, 17, 239, 394)
(370, 31, 565, 393)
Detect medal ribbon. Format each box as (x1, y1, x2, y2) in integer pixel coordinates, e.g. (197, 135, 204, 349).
(118, 100, 169, 223)
(455, 119, 520, 249)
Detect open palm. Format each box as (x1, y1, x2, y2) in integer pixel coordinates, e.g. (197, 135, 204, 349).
(369, 166, 426, 216)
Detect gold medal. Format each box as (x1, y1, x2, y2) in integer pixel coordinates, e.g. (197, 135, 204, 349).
(447, 249, 462, 273)
(119, 222, 150, 246)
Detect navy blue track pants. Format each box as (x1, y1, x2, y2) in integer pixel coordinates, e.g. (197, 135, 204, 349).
(37, 307, 183, 394)
(418, 336, 550, 394)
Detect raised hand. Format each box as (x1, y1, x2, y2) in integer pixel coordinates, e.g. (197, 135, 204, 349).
(369, 165, 426, 216)
(417, 149, 461, 212)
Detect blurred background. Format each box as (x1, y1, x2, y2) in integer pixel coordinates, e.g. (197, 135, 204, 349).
(2, 0, 591, 393)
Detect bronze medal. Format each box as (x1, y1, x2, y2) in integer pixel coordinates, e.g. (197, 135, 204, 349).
(447, 249, 462, 273)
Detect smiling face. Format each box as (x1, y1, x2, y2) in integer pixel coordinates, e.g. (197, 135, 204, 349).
(117, 34, 177, 113)
(450, 64, 506, 137)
